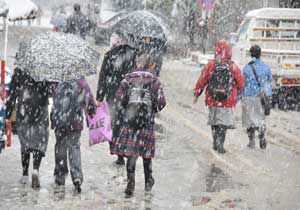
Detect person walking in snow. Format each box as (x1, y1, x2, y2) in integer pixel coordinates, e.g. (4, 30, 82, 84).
(111, 54, 166, 196)
(96, 30, 137, 166)
(51, 78, 96, 193)
(5, 68, 52, 189)
(199, 17, 208, 54)
(65, 4, 90, 39)
(240, 45, 272, 149)
(193, 40, 244, 154)
(186, 9, 196, 47)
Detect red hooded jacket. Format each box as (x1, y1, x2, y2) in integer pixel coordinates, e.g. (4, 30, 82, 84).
(193, 40, 244, 108)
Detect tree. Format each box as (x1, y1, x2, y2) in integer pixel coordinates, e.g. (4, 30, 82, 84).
(111, 0, 143, 11)
(146, 0, 176, 16)
(280, 0, 300, 8)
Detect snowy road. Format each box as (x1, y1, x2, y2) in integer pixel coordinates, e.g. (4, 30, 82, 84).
(0, 26, 300, 210)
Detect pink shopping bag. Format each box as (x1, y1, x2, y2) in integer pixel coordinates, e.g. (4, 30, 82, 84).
(88, 101, 112, 146)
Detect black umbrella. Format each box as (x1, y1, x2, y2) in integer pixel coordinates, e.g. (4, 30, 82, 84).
(114, 10, 168, 41)
(15, 32, 100, 82)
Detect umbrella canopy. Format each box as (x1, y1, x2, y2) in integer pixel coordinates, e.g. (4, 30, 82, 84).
(1, 0, 38, 21)
(113, 10, 168, 41)
(15, 32, 100, 82)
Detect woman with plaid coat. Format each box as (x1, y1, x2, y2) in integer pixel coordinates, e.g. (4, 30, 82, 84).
(111, 55, 166, 196)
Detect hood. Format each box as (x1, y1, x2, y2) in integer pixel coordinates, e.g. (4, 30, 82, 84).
(214, 40, 232, 63)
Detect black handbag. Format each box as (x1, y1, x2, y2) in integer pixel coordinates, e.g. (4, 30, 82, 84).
(249, 63, 271, 116)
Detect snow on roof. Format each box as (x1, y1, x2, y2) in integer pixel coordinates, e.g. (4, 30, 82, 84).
(0, 0, 8, 17)
(3, 0, 38, 21)
(246, 7, 300, 19)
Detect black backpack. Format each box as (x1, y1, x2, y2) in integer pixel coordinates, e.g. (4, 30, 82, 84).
(19, 80, 48, 124)
(207, 61, 233, 100)
(51, 82, 81, 129)
(125, 73, 154, 131)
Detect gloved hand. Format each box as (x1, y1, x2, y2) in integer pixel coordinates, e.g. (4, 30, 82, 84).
(0, 140, 5, 153)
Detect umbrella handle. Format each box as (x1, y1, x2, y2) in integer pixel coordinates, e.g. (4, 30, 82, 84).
(0, 60, 11, 147)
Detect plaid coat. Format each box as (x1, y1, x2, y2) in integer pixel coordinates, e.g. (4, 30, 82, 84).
(110, 69, 166, 159)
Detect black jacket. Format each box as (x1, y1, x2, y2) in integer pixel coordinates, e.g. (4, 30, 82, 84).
(65, 11, 90, 39)
(5, 68, 51, 124)
(96, 44, 137, 102)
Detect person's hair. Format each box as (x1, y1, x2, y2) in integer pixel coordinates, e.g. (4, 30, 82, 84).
(73, 4, 81, 12)
(113, 30, 126, 41)
(110, 30, 127, 48)
(136, 54, 150, 68)
(250, 45, 261, 59)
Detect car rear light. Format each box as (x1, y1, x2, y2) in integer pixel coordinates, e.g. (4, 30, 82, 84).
(281, 78, 300, 85)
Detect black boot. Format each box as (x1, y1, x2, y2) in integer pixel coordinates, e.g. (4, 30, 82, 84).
(247, 128, 256, 149)
(211, 126, 218, 151)
(145, 176, 155, 192)
(213, 136, 218, 151)
(144, 159, 154, 192)
(125, 173, 135, 196)
(216, 125, 227, 154)
(55, 177, 65, 186)
(74, 180, 82, 193)
(114, 155, 125, 166)
(259, 138, 267, 149)
(217, 146, 226, 154)
(258, 126, 267, 149)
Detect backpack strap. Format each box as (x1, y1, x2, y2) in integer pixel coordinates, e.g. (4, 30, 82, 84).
(249, 61, 262, 88)
(213, 59, 232, 65)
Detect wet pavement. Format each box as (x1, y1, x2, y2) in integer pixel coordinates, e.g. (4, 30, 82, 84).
(0, 26, 300, 210)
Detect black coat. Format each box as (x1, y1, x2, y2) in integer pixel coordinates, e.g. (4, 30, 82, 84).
(65, 11, 90, 39)
(96, 44, 137, 102)
(5, 68, 51, 124)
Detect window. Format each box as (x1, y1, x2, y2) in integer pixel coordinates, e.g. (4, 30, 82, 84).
(265, 30, 279, 38)
(256, 20, 265, 27)
(266, 20, 280, 28)
(254, 19, 300, 39)
(280, 20, 296, 38)
(237, 19, 251, 41)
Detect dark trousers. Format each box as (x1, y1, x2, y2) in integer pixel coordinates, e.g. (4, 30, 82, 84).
(211, 125, 227, 149)
(54, 130, 83, 184)
(126, 156, 153, 182)
(21, 150, 43, 176)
